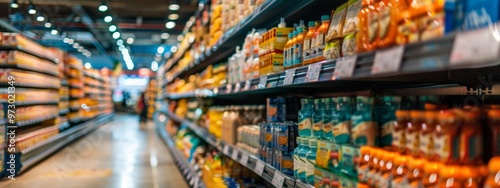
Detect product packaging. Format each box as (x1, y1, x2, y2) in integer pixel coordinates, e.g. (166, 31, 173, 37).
(343, 0, 363, 37)
(327, 3, 348, 42)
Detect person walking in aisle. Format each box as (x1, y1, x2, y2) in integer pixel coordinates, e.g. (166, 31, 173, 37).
(137, 92, 148, 128)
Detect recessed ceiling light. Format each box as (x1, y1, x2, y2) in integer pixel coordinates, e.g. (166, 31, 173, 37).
(168, 14, 179, 20)
(44, 22, 52, 28)
(36, 14, 45, 22)
(126, 38, 134, 44)
(28, 4, 36, 14)
(118, 45, 126, 51)
(99, 3, 108, 12)
(104, 16, 113, 23)
(10, 0, 18, 8)
(68, 39, 74, 44)
(177, 35, 183, 41)
(112, 32, 120, 39)
(169, 3, 180, 11)
(160, 33, 170, 39)
(165, 21, 175, 29)
(78, 46, 84, 52)
(50, 29, 58, 35)
(151, 61, 158, 71)
(73, 43, 79, 48)
(109, 25, 117, 32)
(63, 38, 69, 43)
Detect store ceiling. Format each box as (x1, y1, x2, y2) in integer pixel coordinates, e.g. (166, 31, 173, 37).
(0, 0, 199, 70)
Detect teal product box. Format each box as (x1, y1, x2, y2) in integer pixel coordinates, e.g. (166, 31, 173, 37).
(339, 175, 358, 188)
(340, 144, 359, 178)
(461, 0, 500, 30)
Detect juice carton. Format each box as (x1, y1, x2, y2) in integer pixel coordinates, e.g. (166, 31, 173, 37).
(340, 144, 360, 178)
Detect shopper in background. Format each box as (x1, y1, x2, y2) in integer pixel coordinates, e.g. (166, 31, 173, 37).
(137, 92, 148, 128)
(122, 91, 130, 113)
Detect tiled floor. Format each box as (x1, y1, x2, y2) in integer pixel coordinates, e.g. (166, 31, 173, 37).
(0, 114, 188, 188)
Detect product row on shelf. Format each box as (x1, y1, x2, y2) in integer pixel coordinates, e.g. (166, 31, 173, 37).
(0, 32, 114, 178)
(145, 80, 158, 119)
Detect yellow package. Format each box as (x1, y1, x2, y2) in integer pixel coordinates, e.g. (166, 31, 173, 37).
(323, 39, 343, 60)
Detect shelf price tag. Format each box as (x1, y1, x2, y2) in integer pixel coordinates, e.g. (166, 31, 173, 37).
(194, 177, 199, 188)
(231, 150, 239, 160)
(243, 80, 252, 91)
(305, 63, 322, 82)
(223, 145, 230, 155)
(450, 26, 500, 68)
(271, 171, 286, 188)
(372, 45, 404, 75)
(258, 76, 268, 89)
(332, 55, 357, 80)
(254, 161, 265, 176)
(283, 68, 296, 85)
(234, 83, 241, 93)
(226, 84, 233, 94)
(240, 153, 249, 166)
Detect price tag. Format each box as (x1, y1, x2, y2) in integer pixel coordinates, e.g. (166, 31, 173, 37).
(258, 76, 268, 89)
(223, 145, 230, 155)
(305, 63, 322, 82)
(450, 27, 500, 67)
(243, 80, 251, 91)
(234, 83, 241, 93)
(187, 173, 192, 180)
(254, 161, 265, 176)
(283, 68, 296, 85)
(332, 55, 357, 79)
(372, 45, 404, 75)
(271, 171, 286, 188)
(226, 84, 233, 94)
(189, 177, 195, 186)
(231, 150, 239, 160)
(194, 177, 199, 188)
(240, 153, 249, 166)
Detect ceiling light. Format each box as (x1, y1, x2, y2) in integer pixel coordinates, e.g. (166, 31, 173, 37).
(165, 21, 175, 29)
(109, 25, 117, 32)
(151, 61, 158, 71)
(50, 29, 58, 35)
(177, 35, 183, 41)
(73, 43, 79, 48)
(119, 45, 125, 51)
(126, 38, 134, 44)
(188, 35, 195, 43)
(104, 16, 113, 23)
(78, 46, 84, 52)
(36, 14, 45, 22)
(99, 3, 108, 12)
(44, 22, 52, 28)
(85, 62, 92, 69)
(170, 46, 178, 53)
(28, 4, 36, 14)
(160, 33, 170, 39)
(169, 3, 180, 11)
(10, 0, 18, 8)
(112, 32, 120, 39)
(63, 38, 69, 43)
(117, 39, 123, 45)
(157, 46, 165, 54)
(168, 14, 179, 20)
(68, 39, 74, 44)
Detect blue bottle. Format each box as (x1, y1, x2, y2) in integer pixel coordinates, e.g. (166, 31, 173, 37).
(312, 99, 326, 139)
(351, 96, 378, 146)
(298, 98, 314, 137)
(305, 139, 318, 185)
(298, 137, 310, 182)
(377, 96, 401, 147)
(293, 137, 303, 178)
(332, 97, 353, 143)
(323, 98, 336, 141)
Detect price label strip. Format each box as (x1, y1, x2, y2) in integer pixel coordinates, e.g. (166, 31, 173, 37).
(243, 80, 252, 91)
(271, 171, 286, 188)
(226, 84, 233, 94)
(231, 150, 238, 160)
(240, 153, 249, 166)
(332, 55, 357, 79)
(450, 26, 500, 68)
(254, 161, 265, 176)
(223, 145, 230, 155)
(371, 45, 405, 75)
(305, 63, 322, 82)
(283, 68, 296, 85)
(234, 83, 241, 93)
(258, 76, 268, 89)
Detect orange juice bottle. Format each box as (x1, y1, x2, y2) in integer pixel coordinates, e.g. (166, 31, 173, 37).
(284, 33, 293, 69)
(391, 154, 409, 187)
(356, 0, 373, 53)
(423, 161, 441, 188)
(485, 157, 500, 187)
(407, 157, 425, 187)
(462, 166, 481, 188)
(289, 30, 297, 68)
(303, 21, 316, 65)
(293, 27, 305, 67)
(479, 165, 489, 186)
(407, 110, 423, 157)
(372, 150, 386, 186)
(378, 151, 394, 188)
(394, 110, 409, 153)
(312, 15, 330, 63)
(433, 110, 460, 164)
(420, 111, 436, 158)
(489, 109, 500, 156)
(378, 0, 408, 47)
(358, 146, 372, 185)
(460, 111, 483, 165)
(367, 148, 381, 186)
(438, 165, 462, 188)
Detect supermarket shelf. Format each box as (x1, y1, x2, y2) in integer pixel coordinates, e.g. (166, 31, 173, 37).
(15, 100, 59, 106)
(0, 82, 60, 90)
(59, 108, 69, 115)
(0, 46, 58, 64)
(0, 64, 59, 77)
(69, 83, 83, 89)
(154, 113, 204, 188)
(16, 124, 61, 143)
(61, 79, 68, 86)
(83, 72, 104, 82)
(0, 118, 5, 125)
(159, 109, 296, 188)
(17, 113, 58, 127)
(18, 113, 114, 173)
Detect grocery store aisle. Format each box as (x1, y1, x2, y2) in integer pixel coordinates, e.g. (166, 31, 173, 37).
(0, 114, 188, 188)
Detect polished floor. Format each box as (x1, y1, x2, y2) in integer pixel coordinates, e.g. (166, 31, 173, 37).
(0, 114, 189, 188)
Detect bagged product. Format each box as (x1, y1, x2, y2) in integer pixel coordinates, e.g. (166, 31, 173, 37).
(324, 40, 343, 60)
(326, 3, 348, 41)
(343, 0, 363, 37)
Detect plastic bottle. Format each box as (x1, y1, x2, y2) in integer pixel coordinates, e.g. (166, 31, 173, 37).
(420, 111, 436, 158)
(278, 18, 286, 28)
(357, 0, 376, 52)
(284, 33, 293, 70)
(391, 153, 409, 187)
(305, 139, 318, 185)
(303, 21, 317, 65)
(298, 98, 314, 137)
(351, 96, 378, 146)
(310, 22, 320, 61)
(367, 148, 381, 186)
(462, 166, 481, 188)
(378, 151, 394, 188)
(378, 96, 401, 147)
(332, 97, 353, 143)
(313, 98, 326, 139)
(437, 165, 462, 188)
(489, 109, 500, 156)
(434, 110, 460, 164)
(485, 157, 500, 187)
(293, 28, 305, 67)
(358, 146, 372, 185)
(422, 161, 441, 188)
(394, 110, 409, 153)
(407, 110, 423, 157)
(323, 98, 335, 141)
(293, 137, 303, 179)
(407, 157, 425, 187)
(298, 137, 310, 182)
(460, 110, 483, 165)
(290, 30, 298, 68)
(313, 15, 331, 63)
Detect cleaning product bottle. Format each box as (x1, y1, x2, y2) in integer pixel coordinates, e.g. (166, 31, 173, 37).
(437, 165, 462, 188)
(462, 166, 481, 188)
(298, 98, 314, 137)
(378, 151, 394, 188)
(278, 17, 286, 28)
(313, 98, 326, 139)
(284, 33, 293, 70)
(333, 97, 353, 143)
(351, 96, 378, 146)
(293, 137, 303, 179)
(394, 110, 409, 153)
(310, 22, 320, 61)
(407, 157, 425, 187)
(303, 21, 317, 65)
(293, 27, 305, 67)
(298, 137, 310, 182)
(313, 15, 331, 63)
(305, 139, 318, 185)
(323, 97, 335, 141)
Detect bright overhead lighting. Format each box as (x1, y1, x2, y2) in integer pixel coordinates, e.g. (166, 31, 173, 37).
(168, 14, 179, 20)
(63, 38, 69, 43)
(28, 4, 36, 14)
(188, 35, 195, 43)
(68, 39, 74, 44)
(126, 38, 134, 44)
(73, 43, 79, 48)
(44, 22, 52, 28)
(50, 29, 58, 35)
(160, 33, 170, 39)
(169, 3, 180, 11)
(157, 46, 165, 54)
(10, 0, 18, 8)
(85, 62, 92, 69)
(109, 25, 117, 32)
(36, 14, 45, 22)
(177, 35, 183, 41)
(117, 39, 123, 45)
(104, 16, 113, 23)
(151, 61, 158, 71)
(118, 45, 125, 51)
(99, 3, 108, 12)
(78, 46, 84, 52)
(112, 32, 120, 39)
(170, 46, 178, 53)
(165, 21, 175, 29)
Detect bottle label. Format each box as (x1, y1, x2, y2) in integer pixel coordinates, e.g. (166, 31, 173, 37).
(299, 117, 312, 136)
(315, 34, 325, 57)
(392, 128, 405, 151)
(284, 47, 289, 68)
(378, 6, 391, 39)
(380, 121, 394, 146)
(288, 45, 294, 67)
(304, 39, 312, 62)
(306, 158, 315, 176)
(311, 37, 317, 58)
(333, 120, 351, 143)
(323, 120, 334, 139)
(313, 118, 323, 139)
(351, 120, 378, 146)
(293, 43, 303, 66)
(419, 132, 433, 158)
(405, 130, 419, 155)
(434, 134, 460, 162)
(368, 11, 379, 43)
